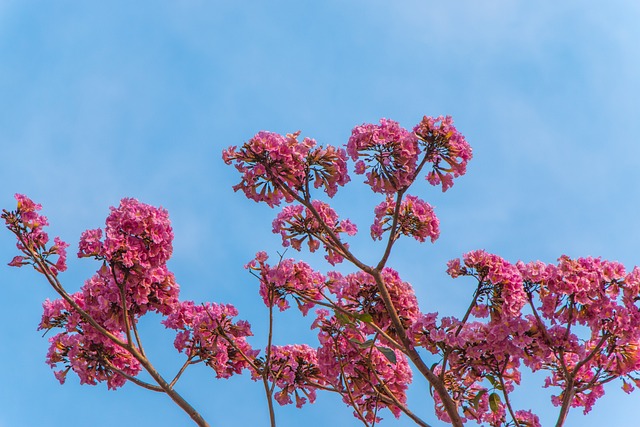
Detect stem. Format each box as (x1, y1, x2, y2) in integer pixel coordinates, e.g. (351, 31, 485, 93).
(555, 378, 575, 427)
(170, 355, 199, 389)
(107, 362, 164, 392)
(497, 360, 521, 427)
(262, 290, 277, 427)
(334, 333, 371, 427)
(114, 266, 134, 347)
(441, 284, 482, 379)
(376, 189, 406, 271)
(370, 271, 464, 427)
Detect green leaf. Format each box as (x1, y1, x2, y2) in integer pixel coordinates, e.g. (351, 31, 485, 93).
(486, 374, 498, 388)
(489, 392, 501, 414)
(335, 311, 352, 325)
(350, 338, 375, 349)
(356, 313, 373, 323)
(472, 389, 488, 410)
(377, 346, 397, 364)
(486, 374, 503, 390)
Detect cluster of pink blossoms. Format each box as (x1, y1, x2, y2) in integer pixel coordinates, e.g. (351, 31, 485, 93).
(272, 200, 357, 265)
(447, 250, 527, 319)
(6, 196, 258, 391)
(246, 248, 418, 421)
(163, 301, 258, 379)
(39, 291, 143, 389)
(347, 116, 472, 194)
(77, 198, 181, 324)
(518, 257, 640, 412)
(263, 344, 326, 408)
(246, 252, 326, 315)
(328, 268, 420, 336)
(440, 251, 640, 419)
(371, 194, 440, 243)
(347, 118, 420, 194)
(223, 130, 350, 207)
(413, 115, 472, 192)
(10, 113, 640, 427)
(18, 198, 182, 388)
(313, 309, 412, 424)
(3, 194, 69, 275)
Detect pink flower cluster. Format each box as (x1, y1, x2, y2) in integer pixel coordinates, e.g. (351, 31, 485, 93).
(371, 194, 440, 243)
(412, 311, 541, 426)
(223, 131, 350, 207)
(413, 115, 472, 192)
(441, 252, 640, 418)
(272, 200, 357, 265)
(163, 301, 258, 379)
(245, 249, 420, 422)
(346, 116, 472, 194)
(79, 198, 180, 323)
(40, 295, 142, 390)
(31, 198, 182, 388)
(3, 194, 68, 275)
(265, 344, 326, 408)
(447, 250, 526, 319)
(518, 256, 640, 413)
(246, 252, 326, 315)
(347, 118, 420, 194)
(313, 309, 412, 423)
(328, 268, 420, 336)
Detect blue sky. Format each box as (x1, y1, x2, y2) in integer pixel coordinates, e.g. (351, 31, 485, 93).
(1, 1, 639, 426)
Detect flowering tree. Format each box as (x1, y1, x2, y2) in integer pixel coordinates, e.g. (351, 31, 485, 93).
(4, 116, 640, 427)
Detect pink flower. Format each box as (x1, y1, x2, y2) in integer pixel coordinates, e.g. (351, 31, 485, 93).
(347, 118, 419, 194)
(272, 200, 357, 265)
(247, 252, 326, 315)
(266, 344, 326, 408)
(329, 268, 420, 334)
(78, 228, 103, 258)
(51, 237, 69, 274)
(8, 255, 25, 267)
(413, 115, 472, 192)
(371, 194, 439, 243)
(313, 309, 413, 423)
(163, 301, 258, 379)
(224, 131, 349, 206)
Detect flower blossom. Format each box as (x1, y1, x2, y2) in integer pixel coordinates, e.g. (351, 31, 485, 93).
(264, 344, 326, 408)
(347, 118, 419, 194)
(313, 309, 412, 423)
(223, 131, 350, 206)
(448, 250, 526, 319)
(39, 294, 141, 390)
(413, 115, 472, 192)
(75, 199, 180, 328)
(163, 301, 258, 379)
(246, 252, 326, 315)
(272, 200, 357, 265)
(371, 194, 439, 243)
(2, 194, 69, 275)
(328, 268, 420, 336)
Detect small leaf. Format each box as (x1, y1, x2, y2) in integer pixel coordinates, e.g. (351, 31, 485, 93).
(350, 338, 375, 349)
(335, 311, 352, 325)
(356, 313, 373, 323)
(472, 389, 488, 410)
(486, 374, 500, 389)
(377, 346, 397, 364)
(489, 392, 501, 413)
